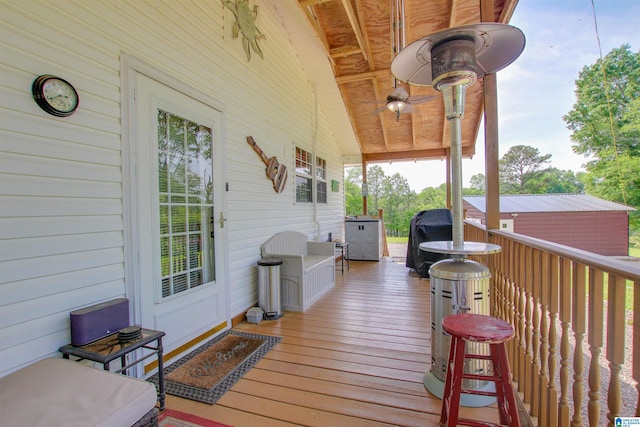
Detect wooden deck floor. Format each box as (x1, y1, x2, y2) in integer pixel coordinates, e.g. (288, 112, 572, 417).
(166, 258, 503, 426)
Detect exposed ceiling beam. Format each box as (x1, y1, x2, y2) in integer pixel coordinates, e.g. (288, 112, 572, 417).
(336, 69, 389, 84)
(499, 0, 519, 22)
(354, 0, 375, 70)
(330, 45, 362, 59)
(480, 0, 495, 22)
(449, 0, 460, 26)
(299, 0, 331, 7)
(340, 0, 370, 67)
(364, 145, 476, 163)
(372, 78, 392, 152)
(358, 0, 388, 152)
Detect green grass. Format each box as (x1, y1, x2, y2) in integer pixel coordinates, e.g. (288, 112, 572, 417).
(625, 247, 638, 312)
(386, 236, 408, 244)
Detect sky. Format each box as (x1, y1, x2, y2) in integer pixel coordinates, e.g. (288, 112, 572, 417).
(378, 0, 640, 192)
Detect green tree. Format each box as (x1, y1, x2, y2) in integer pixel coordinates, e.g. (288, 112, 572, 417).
(380, 173, 413, 236)
(345, 167, 363, 216)
(365, 165, 386, 215)
(469, 173, 486, 193)
(415, 185, 447, 210)
(564, 45, 639, 160)
(563, 44, 640, 245)
(499, 145, 551, 193)
(531, 168, 584, 194)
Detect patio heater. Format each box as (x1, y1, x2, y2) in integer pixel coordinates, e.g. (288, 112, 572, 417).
(391, 23, 525, 406)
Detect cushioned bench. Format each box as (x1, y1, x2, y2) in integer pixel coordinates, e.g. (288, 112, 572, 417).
(261, 231, 335, 312)
(0, 358, 158, 427)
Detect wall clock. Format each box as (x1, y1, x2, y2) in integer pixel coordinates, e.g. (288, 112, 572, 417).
(32, 74, 79, 117)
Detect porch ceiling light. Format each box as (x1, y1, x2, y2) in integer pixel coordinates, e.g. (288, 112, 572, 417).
(386, 99, 406, 113)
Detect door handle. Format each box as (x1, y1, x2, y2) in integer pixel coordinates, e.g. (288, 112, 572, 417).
(218, 212, 227, 228)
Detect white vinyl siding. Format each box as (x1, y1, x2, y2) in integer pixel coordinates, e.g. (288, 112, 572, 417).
(0, 0, 345, 375)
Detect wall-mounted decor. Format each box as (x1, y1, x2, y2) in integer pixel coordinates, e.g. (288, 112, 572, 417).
(31, 75, 79, 117)
(331, 180, 339, 192)
(247, 136, 288, 193)
(222, 0, 266, 61)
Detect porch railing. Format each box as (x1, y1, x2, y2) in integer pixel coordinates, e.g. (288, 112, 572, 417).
(464, 221, 639, 427)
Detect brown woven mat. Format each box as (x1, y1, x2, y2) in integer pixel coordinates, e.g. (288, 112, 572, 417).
(166, 335, 264, 390)
(149, 331, 280, 404)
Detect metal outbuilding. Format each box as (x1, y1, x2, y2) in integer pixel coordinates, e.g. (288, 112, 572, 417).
(463, 194, 635, 256)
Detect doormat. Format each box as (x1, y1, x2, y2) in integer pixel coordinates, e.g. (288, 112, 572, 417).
(159, 409, 232, 427)
(148, 331, 280, 405)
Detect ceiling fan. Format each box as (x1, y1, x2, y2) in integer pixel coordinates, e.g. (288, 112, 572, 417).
(372, 86, 436, 121)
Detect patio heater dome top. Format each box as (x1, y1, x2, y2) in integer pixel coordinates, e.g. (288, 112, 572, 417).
(390, 23, 526, 89)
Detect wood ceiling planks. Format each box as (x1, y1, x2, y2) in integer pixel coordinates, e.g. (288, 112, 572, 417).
(297, 0, 516, 164)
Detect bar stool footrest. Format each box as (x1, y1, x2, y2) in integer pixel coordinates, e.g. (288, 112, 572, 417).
(453, 418, 510, 427)
(462, 373, 503, 382)
(464, 353, 492, 360)
(460, 387, 499, 397)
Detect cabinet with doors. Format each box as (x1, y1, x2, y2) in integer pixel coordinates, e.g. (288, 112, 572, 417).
(344, 219, 383, 261)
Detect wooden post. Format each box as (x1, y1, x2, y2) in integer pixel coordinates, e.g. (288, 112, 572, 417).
(484, 73, 500, 231)
(481, 0, 500, 233)
(587, 268, 604, 426)
(362, 154, 368, 215)
(606, 275, 625, 424)
(378, 209, 389, 256)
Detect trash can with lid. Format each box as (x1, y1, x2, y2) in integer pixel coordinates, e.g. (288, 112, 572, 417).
(257, 257, 283, 319)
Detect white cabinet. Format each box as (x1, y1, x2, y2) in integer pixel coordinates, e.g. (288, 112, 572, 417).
(345, 220, 383, 261)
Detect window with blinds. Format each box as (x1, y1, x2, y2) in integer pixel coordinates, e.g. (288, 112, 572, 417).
(157, 110, 215, 298)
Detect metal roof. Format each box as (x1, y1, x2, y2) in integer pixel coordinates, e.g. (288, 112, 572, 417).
(464, 194, 635, 213)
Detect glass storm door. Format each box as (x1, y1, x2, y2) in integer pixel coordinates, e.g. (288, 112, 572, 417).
(134, 73, 227, 351)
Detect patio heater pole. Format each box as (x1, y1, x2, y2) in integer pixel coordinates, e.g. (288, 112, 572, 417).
(443, 85, 465, 249)
(390, 23, 525, 406)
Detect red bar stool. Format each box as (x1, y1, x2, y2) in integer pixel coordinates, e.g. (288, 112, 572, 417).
(440, 313, 520, 427)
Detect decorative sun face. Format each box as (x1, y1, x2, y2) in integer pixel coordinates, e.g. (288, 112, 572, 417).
(222, 0, 266, 61)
